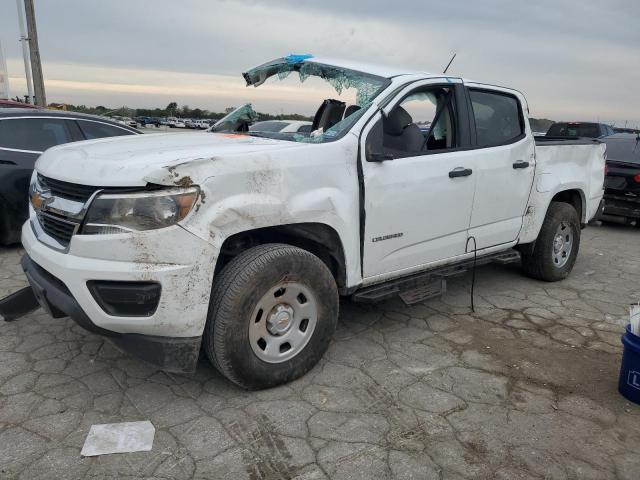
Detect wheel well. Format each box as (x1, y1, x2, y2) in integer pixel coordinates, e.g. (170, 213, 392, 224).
(215, 223, 347, 289)
(551, 189, 584, 223)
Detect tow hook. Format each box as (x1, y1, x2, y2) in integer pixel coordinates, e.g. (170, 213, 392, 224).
(0, 287, 39, 322)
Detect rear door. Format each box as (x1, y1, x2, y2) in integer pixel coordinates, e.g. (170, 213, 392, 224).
(464, 85, 536, 249)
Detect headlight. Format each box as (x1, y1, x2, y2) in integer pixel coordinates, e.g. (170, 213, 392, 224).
(82, 187, 199, 234)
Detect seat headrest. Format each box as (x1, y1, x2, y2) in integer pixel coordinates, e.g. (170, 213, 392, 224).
(312, 99, 346, 132)
(384, 106, 413, 136)
(344, 105, 361, 118)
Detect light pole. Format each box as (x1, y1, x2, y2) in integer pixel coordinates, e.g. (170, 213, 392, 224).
(23, 0, 46, 106)
(16, 0, 34, 104)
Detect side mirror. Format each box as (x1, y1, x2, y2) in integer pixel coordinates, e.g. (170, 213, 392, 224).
(365, 115, 393, 162)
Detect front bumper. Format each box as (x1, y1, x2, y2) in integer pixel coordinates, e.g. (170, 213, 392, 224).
(21, 220, 217, 372)
(21, 255, 200, 372)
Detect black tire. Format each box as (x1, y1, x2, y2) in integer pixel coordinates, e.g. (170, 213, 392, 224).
(203, 243, 338, 390)
(521, 202, 581, 282)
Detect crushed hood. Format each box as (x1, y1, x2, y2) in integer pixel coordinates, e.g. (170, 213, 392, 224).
(35, 132, 304, 187)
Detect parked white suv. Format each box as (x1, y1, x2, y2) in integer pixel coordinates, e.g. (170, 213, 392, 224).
(21, 55, 605, 389)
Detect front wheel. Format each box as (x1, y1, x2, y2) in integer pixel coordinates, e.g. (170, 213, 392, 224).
(521, 202, 581, 282)
(203, 243, 338, 389)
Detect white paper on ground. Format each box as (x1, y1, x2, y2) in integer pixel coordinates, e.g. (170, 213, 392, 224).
(81, 421, 155, 456)
(631, 304, 640, 336)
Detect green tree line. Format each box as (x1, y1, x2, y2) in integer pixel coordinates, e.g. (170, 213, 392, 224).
(54, 102, 313, 121)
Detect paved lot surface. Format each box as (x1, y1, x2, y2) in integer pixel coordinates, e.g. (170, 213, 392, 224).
(0, 224, 639, 479)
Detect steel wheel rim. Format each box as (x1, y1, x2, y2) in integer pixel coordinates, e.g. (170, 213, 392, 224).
(552, 221, 573, 268)
(249, 281, 318, 363)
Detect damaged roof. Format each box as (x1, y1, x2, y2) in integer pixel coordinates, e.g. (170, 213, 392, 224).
(296, 56, 430, 79)
(244, 54, 433, 85)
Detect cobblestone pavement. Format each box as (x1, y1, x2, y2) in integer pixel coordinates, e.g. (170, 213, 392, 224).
(1, 223, 639, 479)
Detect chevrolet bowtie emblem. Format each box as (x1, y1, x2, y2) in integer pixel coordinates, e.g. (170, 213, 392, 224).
(30, 190, 53, 210)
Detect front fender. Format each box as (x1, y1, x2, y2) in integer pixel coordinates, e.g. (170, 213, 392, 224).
(174, 140, 362, 286)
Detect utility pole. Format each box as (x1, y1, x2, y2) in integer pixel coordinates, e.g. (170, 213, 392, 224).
(0, 41, 10, 100)
(23, 0, 46, 106)
(16, 0, 34, 104)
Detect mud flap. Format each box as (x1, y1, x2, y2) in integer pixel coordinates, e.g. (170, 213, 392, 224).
(0, 287, 40, 321)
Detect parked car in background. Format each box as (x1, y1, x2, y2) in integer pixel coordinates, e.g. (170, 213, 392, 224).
(0, 109, 140, 245)
(188, 120, 209, 130)
(249, 120, 312, 134)
(599, 133, 640, 226)
(136, 116, 160, 127)
(546, 122, 615, 138)
(0, 100, 39, 109)
(112, 116, 137, 128)
(173, 119, 186, 128)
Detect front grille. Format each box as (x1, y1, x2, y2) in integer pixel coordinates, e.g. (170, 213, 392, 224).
(33, 175, 142, 250)
(38, 174, 98, 202)
(36, 211, 78, 246)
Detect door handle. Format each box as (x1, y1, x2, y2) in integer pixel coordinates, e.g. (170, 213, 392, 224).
(513, 160, 530, 169)
(449, 167, 473, 178)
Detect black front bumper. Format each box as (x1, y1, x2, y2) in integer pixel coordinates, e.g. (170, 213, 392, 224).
(20, 255, 201, 373)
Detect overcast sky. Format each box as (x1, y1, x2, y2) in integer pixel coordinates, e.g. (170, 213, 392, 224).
(1, 0, 638, 125)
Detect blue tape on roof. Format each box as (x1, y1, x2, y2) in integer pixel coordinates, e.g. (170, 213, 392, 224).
(284, 54, 314, 65)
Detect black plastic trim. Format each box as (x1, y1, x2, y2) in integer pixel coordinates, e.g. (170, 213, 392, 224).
(87, 280, 161, 317)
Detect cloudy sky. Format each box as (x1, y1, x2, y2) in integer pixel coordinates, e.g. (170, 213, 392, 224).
(1, 0, 638, 125)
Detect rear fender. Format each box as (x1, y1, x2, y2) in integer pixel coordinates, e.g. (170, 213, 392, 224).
(519, 185, 585, 244)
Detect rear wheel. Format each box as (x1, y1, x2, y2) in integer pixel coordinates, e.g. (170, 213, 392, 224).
(522, 202, 581, 281)
(203, 243, 338, 389)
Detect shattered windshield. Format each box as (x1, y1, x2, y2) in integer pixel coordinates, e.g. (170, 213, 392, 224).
(209, 56, 390, 143)
(211, 104, 258, 133)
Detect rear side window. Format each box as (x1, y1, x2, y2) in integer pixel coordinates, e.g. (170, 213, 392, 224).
(77, 120, 134, 139)
(0, 118, 78, 152)
(469, 89, 524, 147)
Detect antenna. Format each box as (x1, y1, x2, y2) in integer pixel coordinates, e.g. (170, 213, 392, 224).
(443, 53, 457, 74)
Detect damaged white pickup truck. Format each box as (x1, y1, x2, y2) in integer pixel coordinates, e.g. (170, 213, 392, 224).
(19, 55, 606, 389)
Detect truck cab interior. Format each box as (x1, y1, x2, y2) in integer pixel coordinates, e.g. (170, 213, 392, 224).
(381, 86, 456, 156)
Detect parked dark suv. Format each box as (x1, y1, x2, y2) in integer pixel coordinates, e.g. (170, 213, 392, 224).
(600, 133, 640, 226)
(0, 109, 139, 245)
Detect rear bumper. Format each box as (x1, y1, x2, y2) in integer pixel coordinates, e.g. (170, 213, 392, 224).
(21, 254, 201, 373)
(602, 193, 640, 219)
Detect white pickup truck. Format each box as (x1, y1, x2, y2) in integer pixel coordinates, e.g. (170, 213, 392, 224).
(19, 56, 605, 389)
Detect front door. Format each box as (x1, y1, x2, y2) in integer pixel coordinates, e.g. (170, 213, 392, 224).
(360, 80, 477, 280)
